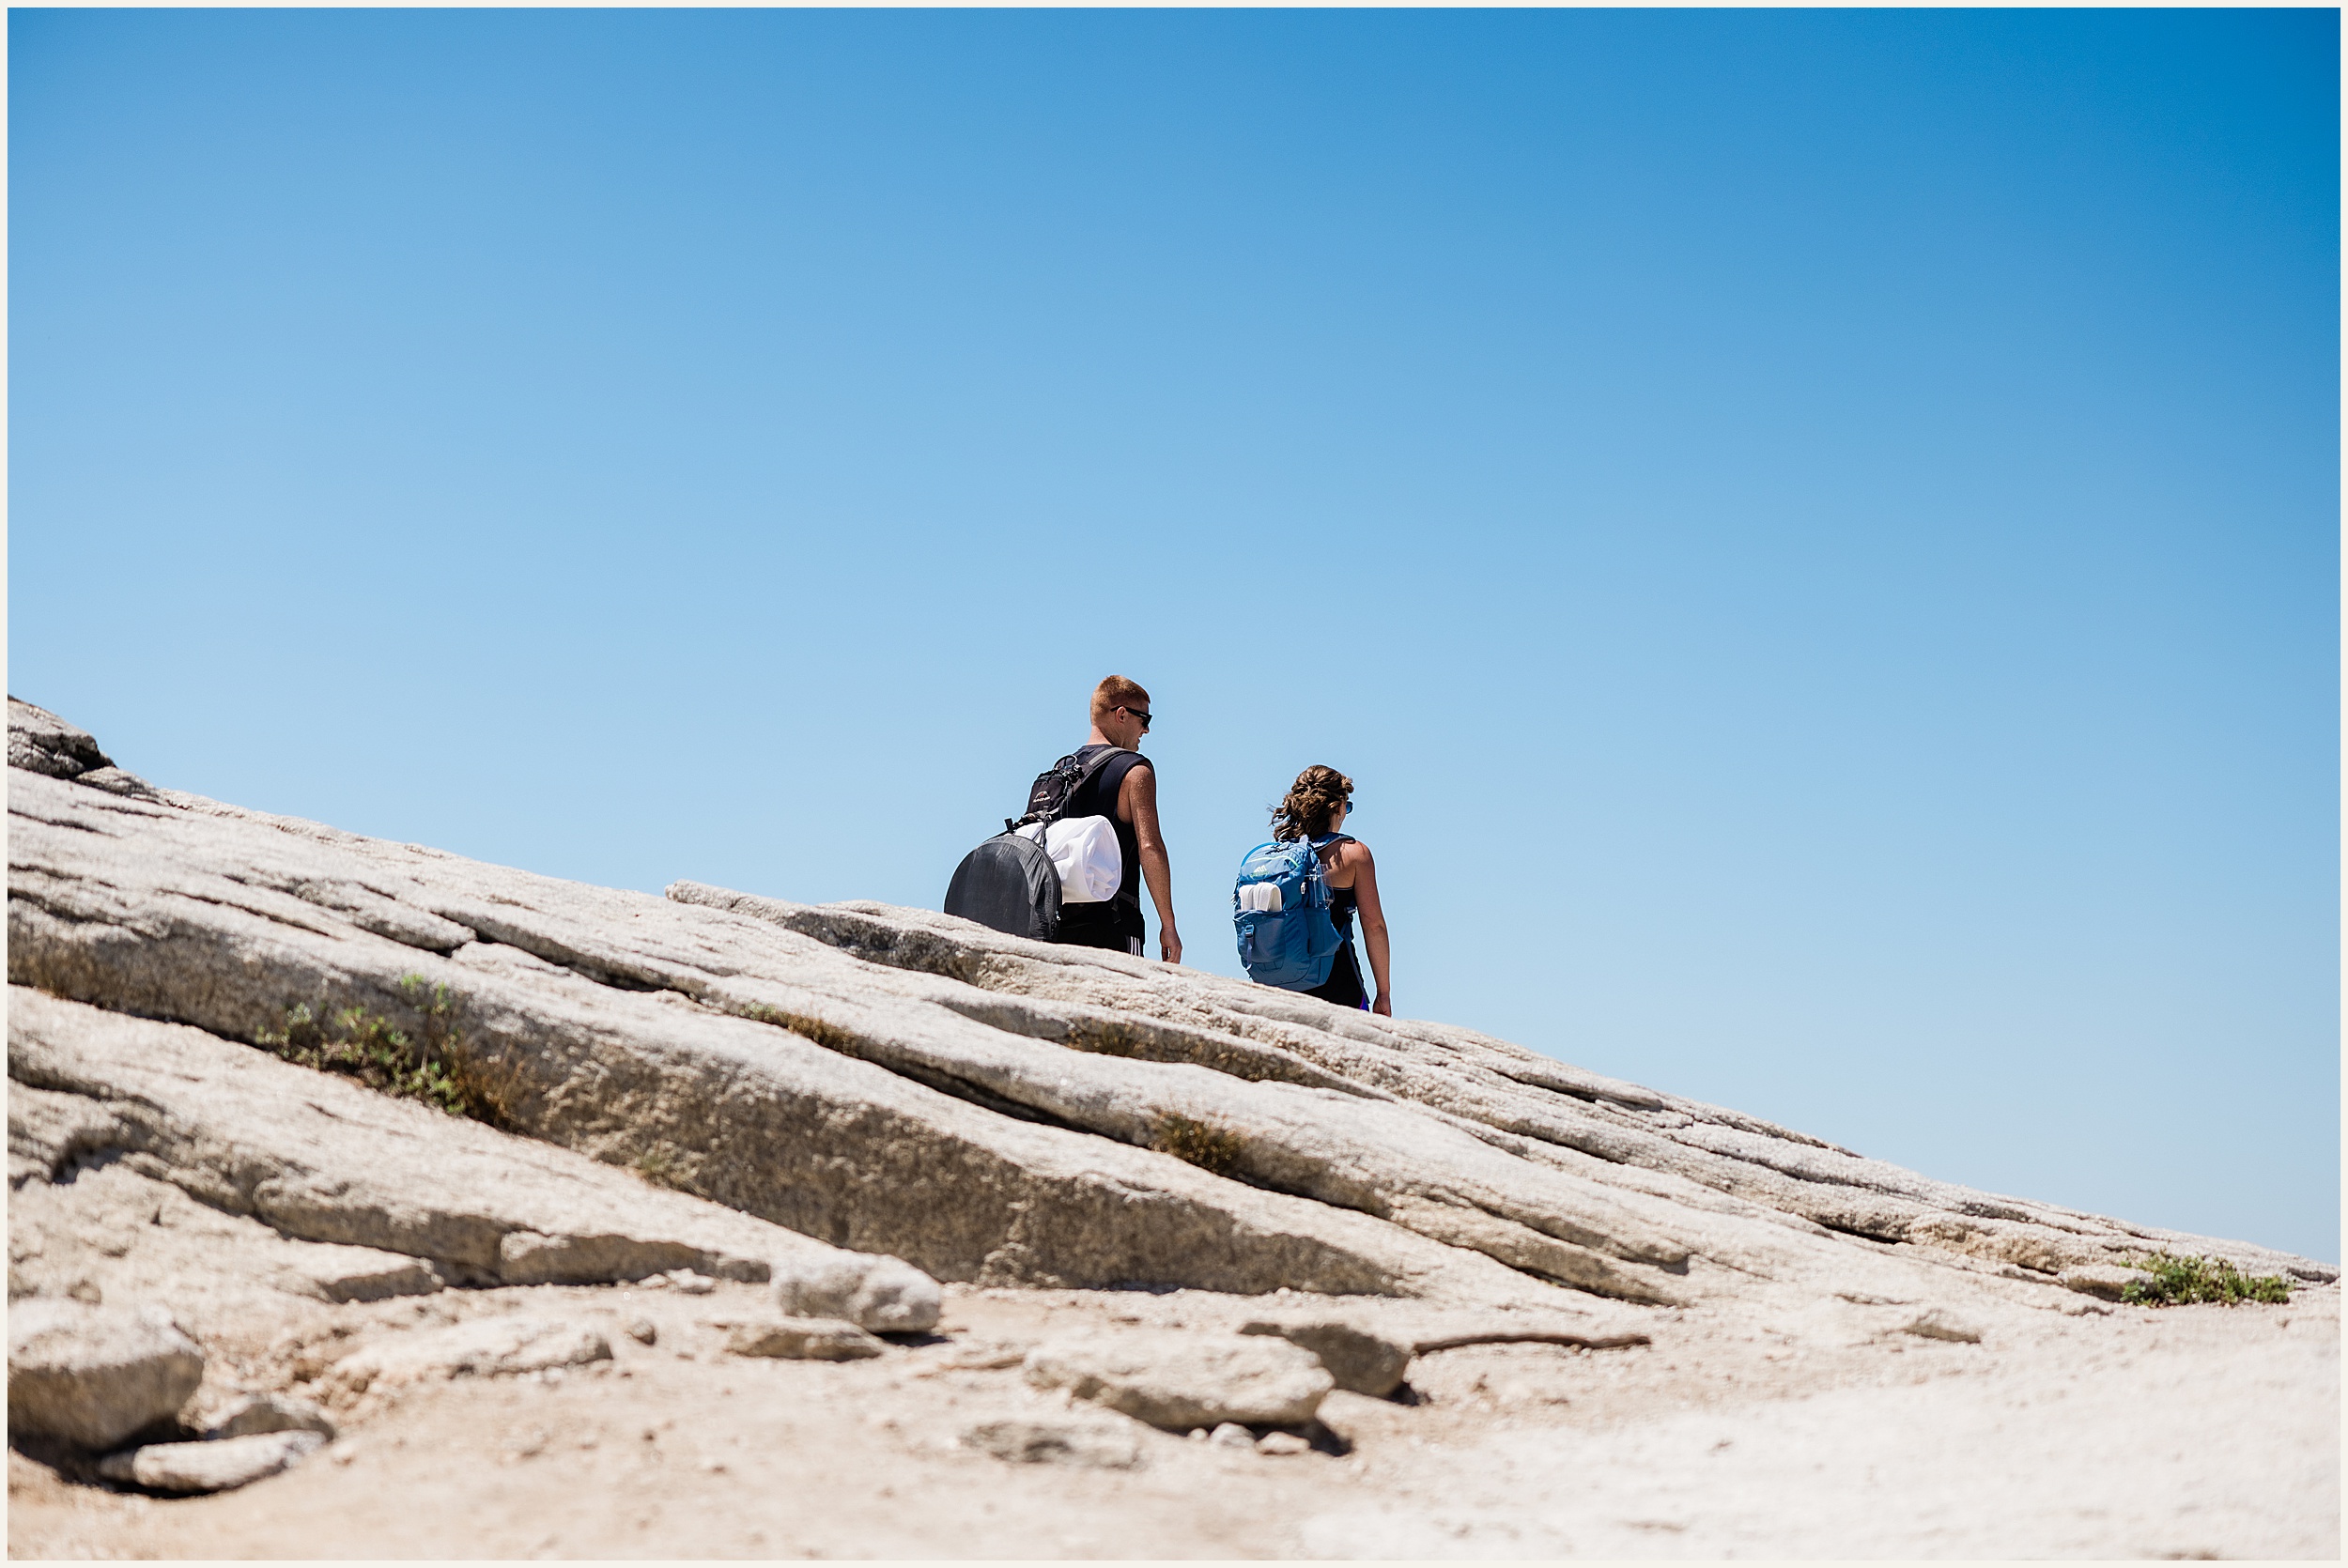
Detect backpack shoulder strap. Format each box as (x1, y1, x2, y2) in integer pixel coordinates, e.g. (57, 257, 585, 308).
(1314, 834, 1358, 886)
(1032, 746, 1132, 825)
(1071, 746, 1131, 797)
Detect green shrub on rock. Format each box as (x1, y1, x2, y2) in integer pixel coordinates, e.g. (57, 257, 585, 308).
(254, 976, 478, 1120)
(2121, 1253, 2292, 1306)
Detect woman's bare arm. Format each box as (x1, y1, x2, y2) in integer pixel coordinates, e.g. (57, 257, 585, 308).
(1347, 841, 1391, 1016)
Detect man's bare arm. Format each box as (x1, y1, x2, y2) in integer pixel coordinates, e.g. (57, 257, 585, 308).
(1121, 762, 1182, 965)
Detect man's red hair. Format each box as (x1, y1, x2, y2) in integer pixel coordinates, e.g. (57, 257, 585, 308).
(1090, 675, 1151, 726)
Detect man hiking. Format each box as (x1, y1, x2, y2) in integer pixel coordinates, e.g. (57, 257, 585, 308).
(1052, 676, 1182, 962)
(940, 675, 1184, 958)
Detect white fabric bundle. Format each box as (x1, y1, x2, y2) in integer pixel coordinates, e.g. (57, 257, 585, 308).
(1021, 818, 1122, 903)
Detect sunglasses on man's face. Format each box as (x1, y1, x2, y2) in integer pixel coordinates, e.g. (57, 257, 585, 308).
(1119, 706, 1153, 730)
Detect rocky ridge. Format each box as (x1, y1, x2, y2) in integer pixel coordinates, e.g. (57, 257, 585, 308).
(6, 697, 2334, 1552)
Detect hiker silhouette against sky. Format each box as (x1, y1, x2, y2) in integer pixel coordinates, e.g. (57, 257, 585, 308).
(1058, 675, 1181, 963)
(1269, 766, 1390, 1014)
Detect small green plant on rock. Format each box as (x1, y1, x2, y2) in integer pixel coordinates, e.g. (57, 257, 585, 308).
(255, 975, 479, 1120)
(2121, 1253, 2292, 1306)
(397, 973, 459, 1044)
(1151, 1112, 1244, 1178)
(633, 1145, 680, 1188)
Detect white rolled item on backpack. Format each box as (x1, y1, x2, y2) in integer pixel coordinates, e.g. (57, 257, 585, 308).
(1021, 817, 1123, 903)
(1237, 882, 1284, 914)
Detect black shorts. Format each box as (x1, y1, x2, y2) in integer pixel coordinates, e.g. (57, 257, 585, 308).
(1305, 940, 1367, 1009)
(1056, 900, 1143, 955)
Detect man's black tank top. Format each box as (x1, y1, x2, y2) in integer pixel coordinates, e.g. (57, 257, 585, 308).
(1063, 744, 1147, 939)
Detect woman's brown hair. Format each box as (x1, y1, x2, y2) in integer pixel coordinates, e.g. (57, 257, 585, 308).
(1271, 765, 1354, 841)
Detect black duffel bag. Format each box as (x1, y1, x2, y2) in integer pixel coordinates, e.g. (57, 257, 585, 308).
(942, 746, 1128, 941)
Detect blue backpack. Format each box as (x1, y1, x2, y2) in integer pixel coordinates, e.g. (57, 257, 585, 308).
(1232, 835, 1346, 989)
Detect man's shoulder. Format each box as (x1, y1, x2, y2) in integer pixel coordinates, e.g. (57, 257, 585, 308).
(1080, 744, 1151, 774)
(1105, 751, 1151, 813)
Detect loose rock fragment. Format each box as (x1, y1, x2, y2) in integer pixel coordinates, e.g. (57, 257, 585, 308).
(1902, 1310, 1985, 1345)
(1024, 1330, 1334, 1431)
(332, 1317, 611, 1390)
(1209, 1422, 1255, 1450)
(289, 1249, 445, 1304)
(774, 1253, 942, 1333)
(960, 1417, 1143, 1469)
(918, 1341, 1029, 1375)
(8, 1300, 205, 1450)
(205, 1392, 336, 1440)
(1255, 1430, 1312, 1456)
(725, 1318, 885, 1361)
(98, 1430, 325, 1494)
(1241, 1316, 1413, 1397)
(498, 1234, 744, 1290)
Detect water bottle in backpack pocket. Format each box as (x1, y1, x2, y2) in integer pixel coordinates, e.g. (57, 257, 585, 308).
(1231, 837, 1343, 990)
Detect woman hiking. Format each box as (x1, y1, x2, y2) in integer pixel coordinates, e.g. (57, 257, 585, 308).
(1266, 765, 1391, 1016)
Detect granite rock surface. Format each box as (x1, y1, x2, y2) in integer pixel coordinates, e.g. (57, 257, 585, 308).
(5, 696, 2333, 1545)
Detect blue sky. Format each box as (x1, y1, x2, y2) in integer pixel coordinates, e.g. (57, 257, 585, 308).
(11, 8, 2338, 1262)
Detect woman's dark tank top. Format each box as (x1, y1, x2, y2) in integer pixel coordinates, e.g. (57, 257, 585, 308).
(1320, 835, 1360, 939)
(1306, 835, 1366, 1008)
(1327, 882, 1359, 938)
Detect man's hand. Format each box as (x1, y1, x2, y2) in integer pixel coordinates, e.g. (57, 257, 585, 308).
(1371, 994, 1392, 1017)
(1160, 930, 1182, 966)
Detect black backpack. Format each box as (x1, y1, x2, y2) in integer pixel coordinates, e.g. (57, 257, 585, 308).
(942, 748, 1129, 941)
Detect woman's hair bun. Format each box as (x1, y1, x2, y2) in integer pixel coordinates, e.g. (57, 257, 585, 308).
(1271, 764, 1355, 841)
